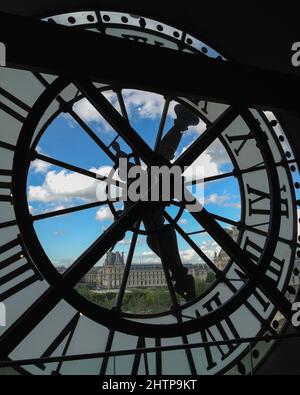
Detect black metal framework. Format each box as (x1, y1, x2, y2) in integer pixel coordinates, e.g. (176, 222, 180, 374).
(0, 81, 296, 374)
(0, 9, 299, 376)
(1, 11, 300, 111)
(1, 331, 300, 371)
(2, 77, 290, 334)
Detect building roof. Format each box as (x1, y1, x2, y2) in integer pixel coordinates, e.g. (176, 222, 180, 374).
(89, 263, 208, 272)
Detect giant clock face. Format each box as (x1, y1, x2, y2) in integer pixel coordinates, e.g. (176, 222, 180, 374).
(0, 9, 300, 375)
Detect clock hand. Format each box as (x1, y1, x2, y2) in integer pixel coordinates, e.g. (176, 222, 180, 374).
(143, 105, 199, 301)
(143, 210, 196, 301)
(157, 104, 199, 161)
(109, 107, 199, 301)
(142, 104, 199, 300)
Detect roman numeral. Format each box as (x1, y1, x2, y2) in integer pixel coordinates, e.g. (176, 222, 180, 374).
(0, 237, 19, 255)
(190, 99, 208, 114)
(243, 236, 285, 284)
(198, 292, 241, 370)
(201, 101, 208, 114)
(155, 338, 162, 375)
(247, 184, 289, 217)
(0, 220, 17, 229)
(0, 236, 42, 302)
(36, 312, 80, 375)
(0, 169, 12, 203)
(0, 87, 31, 123)
(233, 267, 271, 314)
(0, 141, 15, 152)
(131, 337, 149, 375)
(99, 330, 115, 375)
(195, 310, 217, 370)
(225, 131, 255, 156)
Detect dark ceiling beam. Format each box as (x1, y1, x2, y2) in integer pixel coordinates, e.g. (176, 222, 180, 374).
(0, 11, 300, 111)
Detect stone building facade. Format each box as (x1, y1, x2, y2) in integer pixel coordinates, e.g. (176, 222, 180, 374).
(213, 227, 239, 271)
(82, 251, 208, 290)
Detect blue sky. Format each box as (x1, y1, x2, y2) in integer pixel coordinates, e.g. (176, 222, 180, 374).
(26, 90, 241, 268)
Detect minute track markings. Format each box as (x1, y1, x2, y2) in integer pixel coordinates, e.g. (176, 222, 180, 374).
(58, 80, 295, 319)
(4, 77, 295, 357)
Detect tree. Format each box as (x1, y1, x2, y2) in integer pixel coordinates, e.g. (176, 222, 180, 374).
(206, 271, 216, 284)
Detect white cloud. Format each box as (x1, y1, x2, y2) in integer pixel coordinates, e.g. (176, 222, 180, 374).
(30, 146, 53, 174)
(72, 91, 118, 133)
(188, 120, 207, 135)
(139, 251, 160, 264)
(200, 240, 221, 260)
(205, 193, 229, 204)
(72, 90, 165, 133)
(52, 258, 73, 267)
(180, 145, 219, 180)
(180, 248, 196, 263)
(178, 136, 231, 185)
(61, 113, 76, 128)
(52, 205, 68, 212)
(179, 218, 188, 225)
(28, 166, 112, 203)
(141, 251, 155, 257)
(28, 205, 36, 214)
(144, 246, 218, 264)
(122, 89, 166, 120)
(30, 159, 52, 174)
(205, 140, 231, 166)
(73, 98, 103, 123)
(205, 192, 240, 208)
(53, 230, 64, 237)
(122, 91, 209, 140)
(119, 238, 131, 245)
(95, 206, 114, 222)
(139, 247, 199, 264)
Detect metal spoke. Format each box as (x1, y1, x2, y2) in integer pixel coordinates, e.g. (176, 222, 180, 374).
(154, 97, 171, 152)
(159, 248, 180, 311)
(188, 207, 293, 319)
(32, 200, 108, 221)
(115, 89, 129, 121)
(99, 330, 115, 375)
(174, 107, 240, 169)
(32, 72, 117, 163)
(0, 202, 145, 359)
(33, 152, 124, 188)
(206, 211, 294, 247)
(114, 223, 141, 311)
(239, 220, 293, 246)
(74, 78, 163, 166)
(208, 212, 238, 227)
(34, 153, 105, 180)
(2, 331, 300, 368)
(108, 135, 120, 150)
(61, 204, 143, 288)
(69, 109, 117, 163)
(185, 158, 298, 187)
(185, 171, 235, 186)
(163, 211, 222, 276)
(187, 230, 207, 236)
(117, 222, 195, 372)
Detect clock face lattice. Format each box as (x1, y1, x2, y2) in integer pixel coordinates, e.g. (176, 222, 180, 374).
(0, 10, 299, 375)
